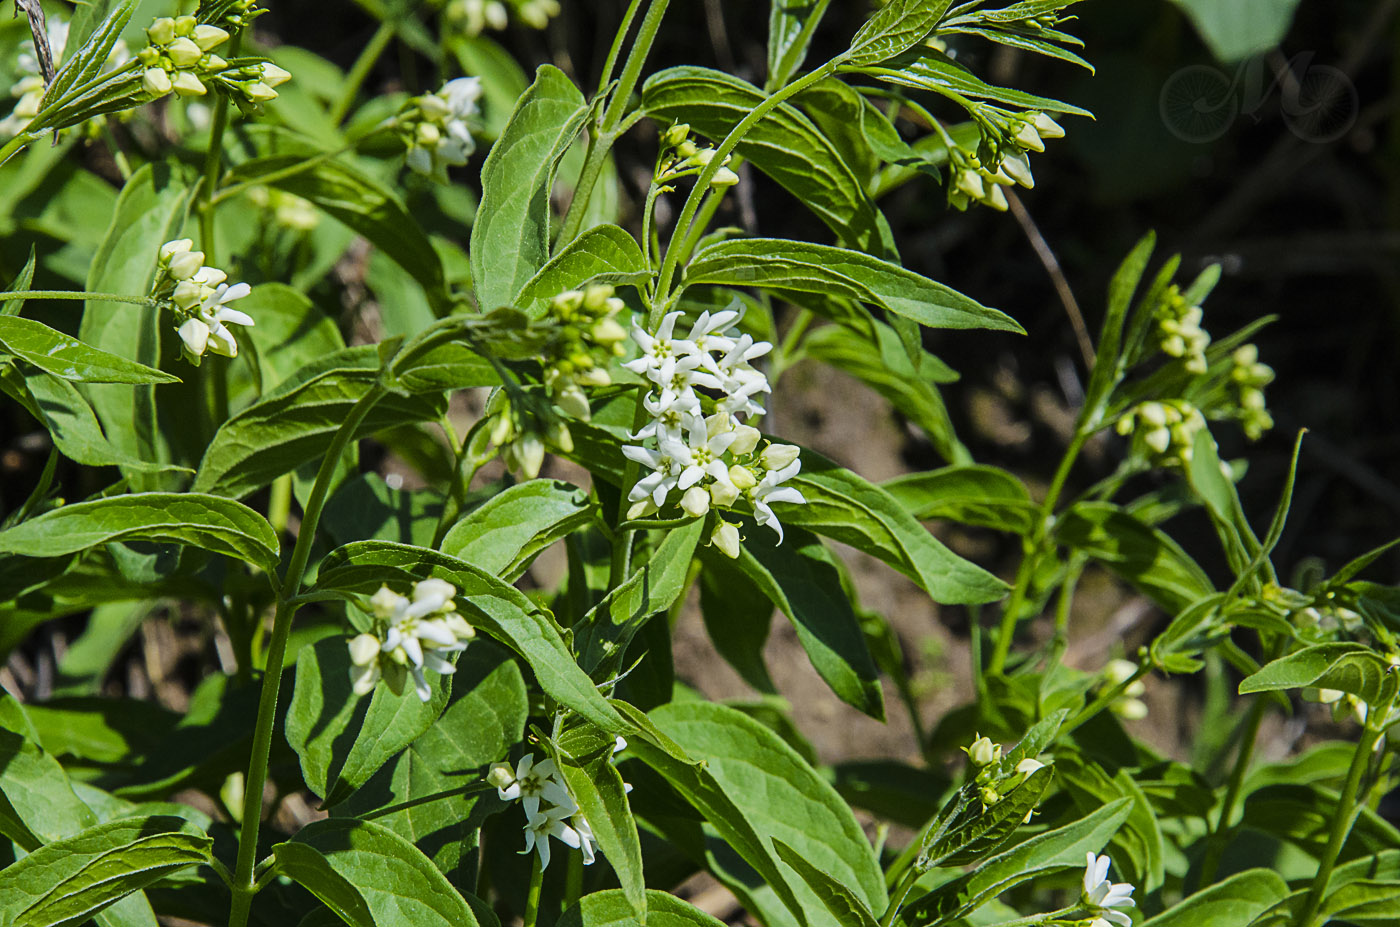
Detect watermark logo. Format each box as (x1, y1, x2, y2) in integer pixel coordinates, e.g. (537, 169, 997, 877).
(1160, 52, 1358, 143)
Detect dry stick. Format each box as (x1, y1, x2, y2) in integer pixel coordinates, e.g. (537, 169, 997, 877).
(1005, 189, 1094, 370)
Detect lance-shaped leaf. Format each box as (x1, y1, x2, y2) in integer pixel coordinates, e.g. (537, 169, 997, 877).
(471, 65, 588, 311)
(0, 316, 177, 384)
(768, 0, 834, 89)
(440, 479, 595, 581)
(0, 492, 279, 574)
(882, 464, 1035, 534)
(193, 351, 448, 500)
(1140, 868, 1287, 927)
(514, 224, 650, 314)
(0, 815, 211, 927)
(311, 541, 624, 733)
(1055, 502, 1215, 614)
(559, 889, 728, 927)
(272, 842, 375, 927)
(0, 727, 99, 850)
(685, 239, 1020, 333)
(859, 52, 1092, 117)
(643, 68, 884, 253)
(283, 818, 483, 927)
(843, 0, 950, 66)
(285, 637, 453, 808)
(556, 735, 646, 919)
(1240, 642, 1398, 708)
(773, 839, 881, 927)
(651, 700, 887, 923)
(1, 247, 37, 317)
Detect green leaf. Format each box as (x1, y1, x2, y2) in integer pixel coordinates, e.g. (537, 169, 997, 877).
(1, 246, 37, 316)
(78, 162, 195, 486)
(651, 700, 886, 922)
(706, 526, 883, 719)
(575, 520, 703, 675)
(698, 553, 776, 693)
(1085, 232, 1155, 412)
(1239, 642, 1397, 707)
(1140, 868, 1287, 927)
(0, 815, 211, 927)
(901, 799, 1132, 926)
(1168, 0, 1303, 63)
(272, 842, 376, 927)
(440, 479, 594, 580)
(786, 453, 1009, 605)
(926, 765, 1055, 868)
(882, 465, 1035, 534)
(446, 34, 530, 140)
(556, 740, 646, 919)
(193, 351, 448, 499)
(866, 53, 1092, 117)
(559, 889, 727, 927)
(311, 541, 624, 733)
(686, 239, 1021, 333)
(0, 492, 279, 575)
(514, 224, 650, 314)
(844, 0, 950, 67)
(0, 728, 99, 851)
(0, 316, 177, 384)
(233, 284, 346, 395)
(769, 0, 833, 89)
(1054, 502, 1215, 613)
(226, 127, 446, 304)
(471, 65, 588, 311)
(284, 818, 483, 927)
(772, 839, 881, 927)
(643, 68, 884, 253)
(285, 637, 453, 807)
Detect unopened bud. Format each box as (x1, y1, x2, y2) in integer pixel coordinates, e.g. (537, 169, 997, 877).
(729, 424, 761, 456)
(964, 735, 1000, 767)
(662, 122, 690, 148)
(761, 443, 800, 471)
(172, 71, 207, 97)
(146, 17, 177, 46)
(710, 522, 740, 559)
(681, 486, 711, 518)
(710, 166, 740, 189)
(979, 786, 1000, 806)
(260, 62, 292, 87)
(142, 67, 173, 96)
(487, 762, 515, 790)
(348, 633, 381, 667)
(1032, 112, 1065, 139)
(166, 36, 203, 68)
(709, 479, 740, 507)
(728, 464, 757, 490)
(192, 24, 230, 51)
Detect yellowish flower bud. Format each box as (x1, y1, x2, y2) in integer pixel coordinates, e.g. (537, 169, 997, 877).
(142, 67, 173, 96)
(710, 522, 741, 559)
(710, 166, 740, 189)
(172, 70, 207, 97)
(964, 735, 1000, 767)
(728, 465, 758, 490)
(681, 486, 711, 518)
(166, 37, 203, 68)
(192, 24, 229, 51)
(146, 17, 177, 46)
(761, 443, 800, 471)
(348, 633, 381, 666)
(662, 123, 690, 148)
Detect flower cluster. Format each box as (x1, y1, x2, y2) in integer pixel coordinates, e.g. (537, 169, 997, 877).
(138, 16, 288, 103)
(1229, 344, 1275, 440)
(152, 239, 254, 365)
(947, 110, 1063, 212)
(657, 123, 740, 190)
(1154, 284, 1209, 374)
(1114, 399, 1205, 468)
(400, 78, 482, 179)
(347, 579, 476, 702)
(1098, 658, 1148, 721)
(962, 734, 1046, 821)
(621, 308, 806, 557)
(484, 389, 575, 480)
(1081, 853, 1136, 927)
(488, 739, 627, 870)
(542, 284, 629, 419)
(447, 0, 560, 35)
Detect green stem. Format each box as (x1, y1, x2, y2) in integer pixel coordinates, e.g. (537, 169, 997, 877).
(524, 851, 545, 927)
(557, 131, 610, 249)
(1061, 662, 1150, 737)
(597, 0, 646, 92)
(0, 290, 158, 306)
(765, 0, 834, 91)
(654, 60, 837, 310)
(1198, 694, 1265, 885)
(1293, 716, 1389, 927)
(0, 133, 29, 166)
(600, 0, 669, 134)
(564, 846, 584, 914)
(879, 864, 923, 927)
(227, 385, 388, 927)
(331, 20, 395, 125)
(199, 32, 243, 265)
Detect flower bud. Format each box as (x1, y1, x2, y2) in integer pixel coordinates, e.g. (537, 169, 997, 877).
(1001, 150, 1034, 188)
(709, 479, 740, 508)
(955, 169, 984, 199)
(172, 280, 204, 310)
(979, 786, 1000, 807)
(591, 317, 627, 345)
(662, 122, 690, 148)
(242, 80, 278, 103)
(627, 499, 657, 520)
(146, 17, 178, 46)
(177, 317, 210, 358)
(172, 70, 207, 97)
(1032, 112, 1065, 139)
(166, 36, 203, 68)
(710, 522, 741, 559)
(348, 633, 381, 666)
(1014, 120, 1045, 152)
(416, 122, 442, 146)
(142, 67, 173, 96)
(167, 249, 206, 281)
(729, 424, 761, 456)
(676, 139, 699, 160)
(964, 735, 1000, 767)
(583, 283, 615, 311)
(487, 762, 516, 790)
(710, 166, 740, 189)
(259, 62, 293, 87)
(761, 443, 800, 471)
(728, 464, 757, 490)
(681, 486, 711, 518)
(160, 238, 193, 262)
(554, 383, 591, 421)
(192, 24, 230, 51)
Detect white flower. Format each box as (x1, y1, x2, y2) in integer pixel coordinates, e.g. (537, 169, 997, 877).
(358, 581, 475, 701)
(521, 803, 580, 870)
(1082, 852, 1135, 926)
(750, 457, 805, 543)
(405, 78, 481, 177)
(348, 633, 383, 696)
(573, 812, 598, 865)
(491, 754, 573, 816)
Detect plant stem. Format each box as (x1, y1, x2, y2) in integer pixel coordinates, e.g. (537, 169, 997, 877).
(227, 386, 387, 927)
(332, 20, 395, 125)
(597, 0, 646, 93)
(600, 0, 669, 134)
(1061, 662, 1150, 737)
(879, 864, 923, 927)
(1198, 693, 1265, 885)
(0, 290, 157, 306)
(564, 847, 584, 914)
(199, 32, 243, 265)
(654, 60, 837, 310)
(524, 852, 545, 927)
(1293, 715, 1389, 927)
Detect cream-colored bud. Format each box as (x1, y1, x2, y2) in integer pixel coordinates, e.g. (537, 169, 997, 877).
(142, 67, 173, 96)
(416, 122, 442, 146)
(1014, 120, 1045, 152)
(370, 585, 402, 617)
(710, 522, 741, 559)
(193, 24, 229, 51)
(166, 37, 203, 68)
(1103, 658, 1138, 686)
(984, 183, 1009, 211)
(591, 317, 627, 345)
(1015, 758, 1045, 777)
(167, 249, 206, 281)
(177, 317, 210, 358)
(681, 486, 711, 518)
(172, 71, 207, 97)
(554, 383, 592, 421)
(1144, 428, 1171, 454)
(1138, 402, 1168, 427)
(965, 735, 999, 767)
(662, 122, 690, 148)
(709, 479, 740, 508)
(761, 443, 801, 471)
(627, 499, 657, 520)
(160, 238, 193, 261)
(729, 424, 761, 456)
(172, 280, 203, 310)
(147, 17, 178, 45)
(710, 166, 740, 188)
(1033, 112, 1065, 139)
(260, 62, 292, 87)
(676, 139, 698, 160)
(1001, 151, 1034, 188)
(583, 283, 615, 311)
(980, 786, 1000, 806)
(487, 762, 515, 790)
(728, 465, 758, 490)
(349, 633, 381, 666)
(173, 14, 197, 35)
(956, 169, 985, 199)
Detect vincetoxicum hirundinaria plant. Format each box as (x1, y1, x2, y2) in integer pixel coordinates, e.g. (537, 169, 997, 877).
(0, 1, 1395, 927)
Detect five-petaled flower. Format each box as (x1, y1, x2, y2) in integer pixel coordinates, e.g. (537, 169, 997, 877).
(1082, 852, 1136, 926)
